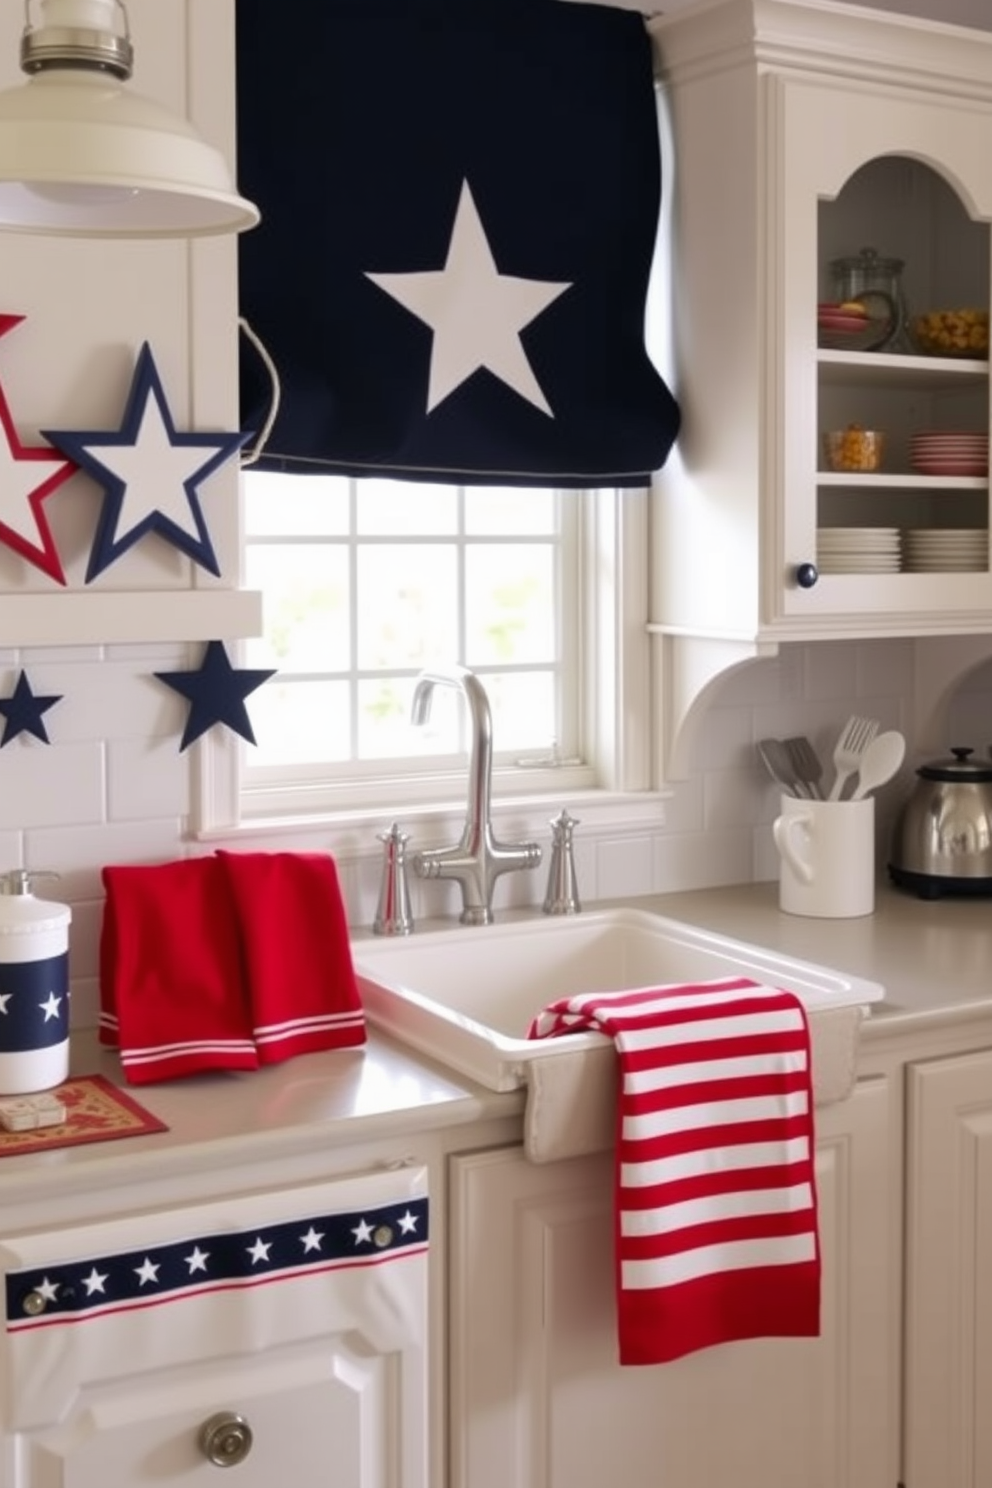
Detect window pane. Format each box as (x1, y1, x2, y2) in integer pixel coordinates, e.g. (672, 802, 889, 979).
(244, 471, 349, 537)
(248, 680, 351, 765)
(357, 677, 422, 758)
(356, 544, 458, 670)
(465, 543, 555, 666)
(356, 479, 457, 536)
(464, 486, 556, 535)
(486, 671, 557, 752)
(245, 544, 350, 672)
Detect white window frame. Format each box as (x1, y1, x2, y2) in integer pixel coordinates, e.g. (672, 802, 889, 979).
(192, 485, 662, 852)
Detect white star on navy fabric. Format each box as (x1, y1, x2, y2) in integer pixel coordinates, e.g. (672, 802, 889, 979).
(82, 1268, 108, 1295)
(185, 1247, 209, 1274)
(0, 992, 10, 1014)
(39, 993, 62, 1022)
(352, 1218, 374, 1245)
(300, 1227, 324, 1253)
(366, 179, 571, 416)
(247, 1237, 271, 1265)
(42, 341, 249, 582)
(34, 1277, 59, 1303)
(398, 1210, 419, 1235)
(135, 1258, 160, 1286)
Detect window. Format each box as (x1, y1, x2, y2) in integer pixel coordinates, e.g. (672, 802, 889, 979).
(196, 476, 654, 833)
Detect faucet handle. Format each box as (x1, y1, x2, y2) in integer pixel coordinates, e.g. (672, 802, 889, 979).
(373, 822, 414, 936)
(543, 809, 581, 916)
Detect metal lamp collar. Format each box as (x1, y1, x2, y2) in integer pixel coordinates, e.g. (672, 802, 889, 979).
(20, 0, 133, 82)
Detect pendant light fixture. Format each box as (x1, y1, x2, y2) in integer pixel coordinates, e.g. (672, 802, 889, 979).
(0, 0, 259, 238)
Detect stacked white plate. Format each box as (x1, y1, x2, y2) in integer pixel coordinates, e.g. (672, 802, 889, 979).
(909, 431, 989, 477)
(817, 527, 901, 573)
(903, 528, 988, 572)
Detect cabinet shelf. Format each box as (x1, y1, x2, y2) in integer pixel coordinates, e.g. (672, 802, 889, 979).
(818, 350, 989, 389)
(816, 473, 988, 490)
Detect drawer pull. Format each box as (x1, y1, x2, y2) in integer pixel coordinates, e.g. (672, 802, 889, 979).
(373, 1223, 394, 1248)
(22, 1290, 48, 1317)
(199, 1412, 254, 1467)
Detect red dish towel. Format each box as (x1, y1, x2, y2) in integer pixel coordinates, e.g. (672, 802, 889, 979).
(100, 858, 259, 1084)
(528, 976, 820, 1365)
(100, 851, 365, 1084)
(215, 850, 366, 1064)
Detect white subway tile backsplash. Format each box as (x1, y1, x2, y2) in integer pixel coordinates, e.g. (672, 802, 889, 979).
(596, 834, 655, 898)
(107, 737, 190, 820)
(0, 632, 978, 1035)
(0, 742, 104, 829)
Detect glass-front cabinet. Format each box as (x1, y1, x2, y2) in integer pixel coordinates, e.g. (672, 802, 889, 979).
(780, 78, 992, 625)
(649, 0, 992, 646)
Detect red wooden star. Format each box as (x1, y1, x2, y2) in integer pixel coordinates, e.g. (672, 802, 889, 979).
(0, 316, 77, 585)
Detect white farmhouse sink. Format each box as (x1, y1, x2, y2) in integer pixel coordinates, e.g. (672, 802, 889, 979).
(353, 907, 884, 1092)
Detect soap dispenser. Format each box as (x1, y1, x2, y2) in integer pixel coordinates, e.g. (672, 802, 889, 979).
(0, 870, 71, 1095)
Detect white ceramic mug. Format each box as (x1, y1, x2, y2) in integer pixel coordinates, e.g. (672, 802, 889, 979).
(772, 795, 875, 918)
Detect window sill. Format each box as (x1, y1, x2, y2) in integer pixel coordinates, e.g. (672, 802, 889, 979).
(194, 787, 672, 865)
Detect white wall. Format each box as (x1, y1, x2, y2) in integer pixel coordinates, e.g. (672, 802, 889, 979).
(0, 1, 987, 1041)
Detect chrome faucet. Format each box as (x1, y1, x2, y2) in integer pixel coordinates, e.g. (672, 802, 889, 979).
(410, 665, 542, 925)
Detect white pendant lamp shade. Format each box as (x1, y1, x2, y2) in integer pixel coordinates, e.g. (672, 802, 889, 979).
(0, 0, 259, 238)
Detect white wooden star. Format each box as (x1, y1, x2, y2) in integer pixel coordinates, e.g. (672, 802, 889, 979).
(366, 179, 571, 415)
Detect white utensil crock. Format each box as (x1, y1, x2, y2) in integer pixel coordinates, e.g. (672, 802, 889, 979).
(773, 795, 875, 918)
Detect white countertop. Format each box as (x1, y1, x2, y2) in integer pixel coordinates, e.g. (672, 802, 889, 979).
(620, 879, 992, 1032)
(2, 877, 989, 1209)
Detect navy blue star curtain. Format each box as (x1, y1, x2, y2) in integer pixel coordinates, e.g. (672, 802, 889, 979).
(236, 0, 679, 487)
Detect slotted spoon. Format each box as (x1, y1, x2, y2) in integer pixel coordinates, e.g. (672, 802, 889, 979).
(827, 715, 880, 800)
(783, 736, 825, 800)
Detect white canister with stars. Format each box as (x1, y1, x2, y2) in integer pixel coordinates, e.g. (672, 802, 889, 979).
(0, 870, 71, 1095)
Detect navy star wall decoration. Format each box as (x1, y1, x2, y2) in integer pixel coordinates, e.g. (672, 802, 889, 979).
(0, 671, 62, 746)
(43, 342, 250, 583)
(154, 640, 276, 752)
(0, 312, 77, 585)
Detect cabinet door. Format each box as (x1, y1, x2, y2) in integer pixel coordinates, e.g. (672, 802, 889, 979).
(1, 1166, 429, 1488)
(905, 1048, 992, 1488)
(775, 76, 992, 628)
(449, 1079, 896, 1488)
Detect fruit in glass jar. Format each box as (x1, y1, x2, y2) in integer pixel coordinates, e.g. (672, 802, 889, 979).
(824, 423, 885, 472)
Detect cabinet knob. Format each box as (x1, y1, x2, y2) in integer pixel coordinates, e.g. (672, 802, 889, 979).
(21, 1290, 48, 1317)
(199, 1412, 254, 1468)
(795, 562, 819, 589)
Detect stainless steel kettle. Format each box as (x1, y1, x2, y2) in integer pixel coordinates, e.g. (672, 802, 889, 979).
(889, 747, 992, 898)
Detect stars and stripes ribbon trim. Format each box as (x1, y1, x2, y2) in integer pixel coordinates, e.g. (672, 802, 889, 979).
(529, 977, 820, 1365)
(6, 1195, 428, 1331)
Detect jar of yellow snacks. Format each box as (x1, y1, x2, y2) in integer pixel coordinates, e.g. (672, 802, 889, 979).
(824, 424, 885, 472)
(910, 308, 990, 359)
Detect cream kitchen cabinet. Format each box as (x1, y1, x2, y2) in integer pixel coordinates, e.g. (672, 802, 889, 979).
(448, 1076, 898, 1488)
(647, 0, 992, 779)
(904, 1046, 992, 1488)
(0, 1165, 429, 1488)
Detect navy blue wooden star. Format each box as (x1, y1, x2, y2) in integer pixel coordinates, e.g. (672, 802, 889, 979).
(43, 342, 250, 583)
(154, 641, 276, 752)
(0, 671, 62, 746)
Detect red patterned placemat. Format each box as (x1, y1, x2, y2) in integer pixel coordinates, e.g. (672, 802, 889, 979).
(0, 1074, 167, 1158)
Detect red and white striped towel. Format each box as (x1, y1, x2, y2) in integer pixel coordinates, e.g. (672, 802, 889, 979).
(528, 976, 820, 1365)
